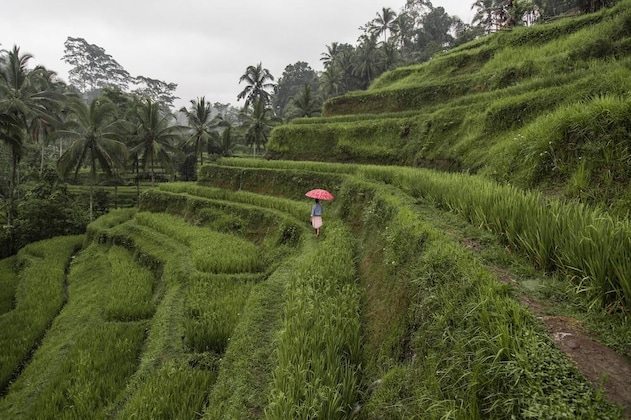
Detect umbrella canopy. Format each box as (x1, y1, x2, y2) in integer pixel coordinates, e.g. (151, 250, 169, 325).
(305, 189, 334, 201)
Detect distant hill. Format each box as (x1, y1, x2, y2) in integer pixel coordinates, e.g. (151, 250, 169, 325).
(268, 0, 631, 215)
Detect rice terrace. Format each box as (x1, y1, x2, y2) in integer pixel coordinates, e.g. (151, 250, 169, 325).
(2, 0, 631, 418)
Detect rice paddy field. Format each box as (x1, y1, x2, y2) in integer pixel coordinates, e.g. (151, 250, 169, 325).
(1, 156, 629, 419)
(3, 3, 631, 417)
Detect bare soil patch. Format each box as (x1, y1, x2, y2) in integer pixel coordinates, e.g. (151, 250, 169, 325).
(506, 270, 631, 417)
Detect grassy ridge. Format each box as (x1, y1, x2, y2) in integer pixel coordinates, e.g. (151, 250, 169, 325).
(217, 157, 631, 312)
(0, 190, 308, 418)
(198, 160, 622, 417)
(0, 235, 83, 394)
(267, 1, 631, 212)
(0, 162, 625, 417)
(0, 242, 147, 419)
(0, 257, 18, 316)
(266, 222, 361, 418)
(3, 4, 631, 416)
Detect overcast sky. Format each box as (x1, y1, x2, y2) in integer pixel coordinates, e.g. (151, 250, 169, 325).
(1, 1, 475, 110)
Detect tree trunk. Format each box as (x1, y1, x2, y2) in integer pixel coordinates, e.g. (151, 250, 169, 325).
(40, 140, 45, 175)
(151, 154, 155, 187)
(135, 157, 140, 207)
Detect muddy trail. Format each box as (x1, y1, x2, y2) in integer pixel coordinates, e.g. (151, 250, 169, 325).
(479, 247, 631, 418)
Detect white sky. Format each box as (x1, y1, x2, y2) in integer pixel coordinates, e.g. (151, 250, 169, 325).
(1, 1, 475, 109)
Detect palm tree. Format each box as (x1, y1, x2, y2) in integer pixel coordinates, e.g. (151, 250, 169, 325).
(320, 65, 344, 99)
(320, 42, 341, 70)
(179, 96, 225, 165)
(0, 46, 58, 230)
(56, 97, 127, 220)
(370, 7, 399, 44)
(392, 12, 416, 62)
(129, 98, 181, 186)
(353, 33, 383, 88)
(241, 99, 279, 157)
(29, 68, 70, 174)
(217, 123, 238, 157)
(472, 0, 502, 32)
(237, 62, 275, 108)
(287, 85, 322, 118)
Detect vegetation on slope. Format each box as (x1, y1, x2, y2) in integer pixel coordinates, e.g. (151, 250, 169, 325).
(197, 159, 624, 418)
(268, 0, 631, 214)
(3, 4, 631, 416)
(1, 155, 628, 417)
(0, 189, 308, 418)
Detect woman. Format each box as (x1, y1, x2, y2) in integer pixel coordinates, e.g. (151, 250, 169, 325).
(310, 198, 323, 236)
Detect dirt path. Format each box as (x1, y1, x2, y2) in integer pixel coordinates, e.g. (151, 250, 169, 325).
(520, 294, 631, 418)
(438, 215, 631, 417)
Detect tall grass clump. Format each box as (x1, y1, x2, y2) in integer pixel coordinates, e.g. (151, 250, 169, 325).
(0, 235, 82, 392)
(118, 359, 217, 420)
(84, 207, 137, 244)
(361, 164, 631, 310)
(209, 156, 359, 175)
(104, 245, 156, 321)
(155, 182, 309, 221)
(328, 173, 620, 418)
(364, 238, 619, 418)
(78, 217, 218, 419)
(183, 272, 253, 354)
(0, 242, 147, 419)
(133, 211, 263, 273)
(12, 323, 146, 419)
(510, 95, 631, 195)
(266, 222, 362, 418)
(203, 255, 296, 419)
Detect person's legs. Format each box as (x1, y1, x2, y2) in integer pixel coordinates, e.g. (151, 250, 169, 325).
(311, 216, 323, 236)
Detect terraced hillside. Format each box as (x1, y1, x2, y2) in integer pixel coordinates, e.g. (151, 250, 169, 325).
(268, 0, 631, 215)
(3, 3, 631, 418)
(1, 156, 630, 418)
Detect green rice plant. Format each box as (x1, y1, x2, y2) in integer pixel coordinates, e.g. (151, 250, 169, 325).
(363, 227, 619, 419)
(354, 163, 631, 310)
(211, 156, 359, 175)
(203, 272, 286, 418)
(17, 322, 146, 419)
(0, 242, 147, 419)
(156, 182, 310, 221)
(553, 204, 631, 309)
(84, 207, 137, 244)
(118, 359, 216, 420)
(104, 245, 156, 321)
(266, 222, 361, 419)
(507, 95, 631, 190)
(183, 272, 253, 353)
(133, 211, 263, 274)
(0, 235, 82, 392)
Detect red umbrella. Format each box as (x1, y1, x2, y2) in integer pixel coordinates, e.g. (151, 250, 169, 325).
(305, 189, 334, 201)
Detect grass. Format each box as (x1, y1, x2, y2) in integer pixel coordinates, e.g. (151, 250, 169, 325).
(0, 235, 83, 393)
(202, 244, 298, 419)
(199, 158, 624, 417)
(267, 0, 631, 220)
(0, 242, 146, 419)
(133, 211, 263, 274)
(104, 245, 157, 321)
(4, 4, 631, 415)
